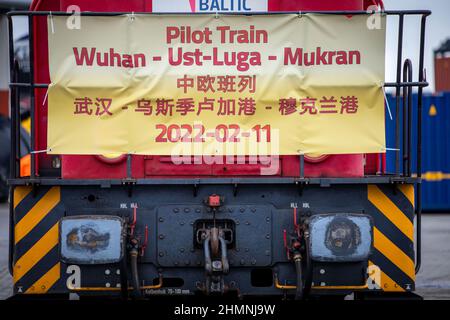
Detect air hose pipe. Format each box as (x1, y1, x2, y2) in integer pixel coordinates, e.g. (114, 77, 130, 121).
(294, 253, 303, 300)
(130, 245, 142, 298)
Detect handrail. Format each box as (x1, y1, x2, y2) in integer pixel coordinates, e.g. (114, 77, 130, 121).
(6, 10, 432, 17)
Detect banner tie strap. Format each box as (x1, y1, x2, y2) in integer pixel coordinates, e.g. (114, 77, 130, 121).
(49, 11, 55, 34)
(30, 148, 52, 154)
(382, 86, 393, 121)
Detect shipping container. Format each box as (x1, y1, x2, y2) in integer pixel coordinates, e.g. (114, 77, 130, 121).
(386, 93, 450, 211)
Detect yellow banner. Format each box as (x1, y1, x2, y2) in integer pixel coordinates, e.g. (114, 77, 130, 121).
(47, 14, 386, 155)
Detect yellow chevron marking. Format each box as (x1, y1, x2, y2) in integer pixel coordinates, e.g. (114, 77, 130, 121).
(373, 227, 415, 281)
(13, 223, 59, 284)
(14, 187, 60, 245)
(368, 185, 414, 241)
(368, 261, 405, 292)
(25, 262, 60, 294)
(13, 186, 33, 209)
(397, 184, 415, 207)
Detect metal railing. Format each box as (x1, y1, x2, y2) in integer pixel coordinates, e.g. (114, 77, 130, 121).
(6, 9, 430, 183)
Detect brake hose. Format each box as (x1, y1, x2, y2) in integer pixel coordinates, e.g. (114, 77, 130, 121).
(294, 253, 303, 300)
(130, 247, 142, 298)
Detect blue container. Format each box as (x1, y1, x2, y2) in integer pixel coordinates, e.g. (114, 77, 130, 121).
(386, 92, 450, 211)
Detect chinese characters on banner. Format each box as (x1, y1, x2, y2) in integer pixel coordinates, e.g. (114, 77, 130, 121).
(47, 14, 386, 155)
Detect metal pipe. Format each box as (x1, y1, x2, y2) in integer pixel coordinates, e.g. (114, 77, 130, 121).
(415, 14, 429, 274)
(9, 82, 48, 88)
(8, 188, 14, 274)
(70, 274, 163, 292)
(130, 247, 142, 298)
(27, 14, 36, 178)
(7, 16, 16, 179)
(7, 81, 428, 89)
(6, 10, 433, 17)
(274, 275, 368, 291)
(402, 59, 413, 177)
(8, 11, 19, 275)
(402, 60, 413, 177)
(14, 62, 20, 178)
(303, 235, 312, 297)
(384, 81, 428, 88)
(394, 14, 404, 176)
(293, 254, 303, 300)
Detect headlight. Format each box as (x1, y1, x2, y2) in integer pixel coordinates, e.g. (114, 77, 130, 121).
(60, 216, 125, 264)
(309, 214, 372, 262)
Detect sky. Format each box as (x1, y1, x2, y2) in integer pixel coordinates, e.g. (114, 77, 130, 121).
(383, 0, 450, 93)
(11, 0, 450, 92)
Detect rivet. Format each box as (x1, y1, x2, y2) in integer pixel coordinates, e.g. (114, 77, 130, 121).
(320, 282, 326, 287)
(251, 259, 256, 265)
(116, 283, 121, 288)
(265, 234, 270, 239)
(196, 208, 201, 213)
(174, 261, 179, 266)
(159, 217, 164, 222)
(180, 248, 185, 253)
(159, 234, 165, 239)
(105, 283, 111, 288)
(173, 208, 179, 213)
(240, 259, 245, 265)
(265, 250, 270, 256)
(184, 208, 190, 213)
(180, 222, 185, 226)
(320, 269, 325, 274)
(240, 207, 245, 213)
(105, 269, 110, 275)
(228, 208, 233, 213)
(251, 208, 256, 213)
(116, 269, 121, 275)
(159, 252, 164, 257)
(245, 221, 250, 225)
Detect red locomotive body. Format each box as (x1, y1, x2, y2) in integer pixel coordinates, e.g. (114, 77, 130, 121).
(30, 0, 382, 180)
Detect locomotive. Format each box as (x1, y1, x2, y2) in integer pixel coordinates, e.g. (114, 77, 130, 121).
(7, 0, 430, 299)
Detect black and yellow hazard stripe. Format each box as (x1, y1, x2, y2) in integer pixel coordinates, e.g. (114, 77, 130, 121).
(12, 186, 63, 294)
(367, 184, 415, 292)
